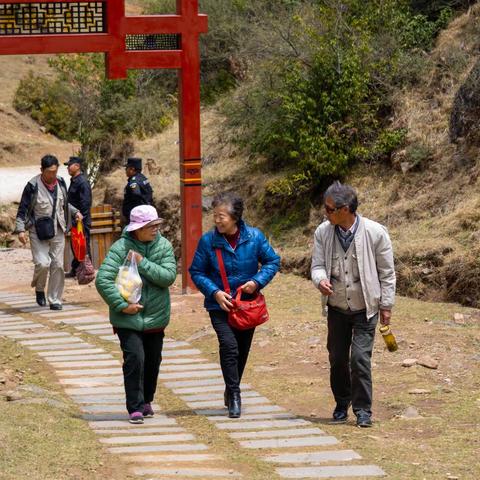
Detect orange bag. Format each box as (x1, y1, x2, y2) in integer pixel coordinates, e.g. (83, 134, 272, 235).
(71, 220, 87, 262)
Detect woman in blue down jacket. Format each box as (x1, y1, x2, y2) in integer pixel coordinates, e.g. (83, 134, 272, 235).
(189, 192, 280, 418)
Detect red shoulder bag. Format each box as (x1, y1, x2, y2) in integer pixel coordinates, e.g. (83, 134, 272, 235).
(215, 249, 269, 330)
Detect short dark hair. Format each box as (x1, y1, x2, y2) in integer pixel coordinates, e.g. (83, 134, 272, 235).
(212, 192, 244, 222)
(324, 181, 358, 213)
(41, 154, 59, 170)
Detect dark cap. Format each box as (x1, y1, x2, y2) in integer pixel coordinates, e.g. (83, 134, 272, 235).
(64, 156, 83, 167)
(41, 154, 59, 170)
(125, 157, 142, 170)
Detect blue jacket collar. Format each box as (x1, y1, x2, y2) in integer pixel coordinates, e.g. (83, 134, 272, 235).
(211, 220, 252, 249)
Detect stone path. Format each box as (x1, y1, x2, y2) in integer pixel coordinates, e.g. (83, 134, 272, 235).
(0, 290, 386, 479)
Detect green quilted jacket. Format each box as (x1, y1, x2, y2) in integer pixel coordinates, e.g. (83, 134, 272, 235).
(95, 229, 177, 331)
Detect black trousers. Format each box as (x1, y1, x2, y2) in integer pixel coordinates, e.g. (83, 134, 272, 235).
(327, 308, 378, 416)
(116, 328, 164, 414)
(70, 223, 91, 272)
(209, 310, 255, 395)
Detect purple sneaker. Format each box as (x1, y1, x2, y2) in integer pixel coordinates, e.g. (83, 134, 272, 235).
(143, 403, 154, 418)
(128, 411, 144, 424)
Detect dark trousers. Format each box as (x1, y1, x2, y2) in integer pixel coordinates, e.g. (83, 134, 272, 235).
(70, 224, 91, 272)
(116, 328, 164, 414)
(327, 309, 378, 416)
(209, 310, 255, 395)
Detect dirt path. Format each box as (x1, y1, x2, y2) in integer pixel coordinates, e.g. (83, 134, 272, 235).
(0, 247, 479, 479)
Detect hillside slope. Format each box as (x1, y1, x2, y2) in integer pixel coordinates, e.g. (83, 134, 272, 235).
(98, 4, 480, 306)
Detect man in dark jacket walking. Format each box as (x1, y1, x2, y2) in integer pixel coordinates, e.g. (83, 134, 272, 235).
(122, 157, 154, 222)
(64, 156, 92, 277)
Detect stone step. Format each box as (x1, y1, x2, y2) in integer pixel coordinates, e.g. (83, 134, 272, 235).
(38, 308, 98, 318)
(74, 323, 112, 330)
(197, 405, 284, 417)
(163, 378, 225, 389)
(52, 360, 119, 368)
(21, 337, 82, 346)
(263, 450, 362, 464)
(186, 396, 269, 409)
(30, 342, 94, 351)
(99, 433, 196, 445)
(66, 386, 125, 395)
(57, 367, 121, 377)
(52, 316, 109, 325)
(162, 349, 202, 358)
(209, 413, 294, 422)
(276, 465, 386, 478)
(89, 417, 177, 429)
(10, 331, 71, 340)
(131, 467, 241, 477)
(161, 358, 206, 366)
(215, 419, 311, 431)
(180, 391, 259, 402)
(239, 436, 339, 449)
(108, 443, 209, 454)
(161, 363, 219, 372)
(0, 323, 43, 331)
(37, 348, 105, 357)
(60, 376, 124, 386)
(94, 427, 186, 436)
(159, 370, 223, 380)
(85, 328, 113, 335)
(230, 428, 325, 440)
(123, 453, 220, 464)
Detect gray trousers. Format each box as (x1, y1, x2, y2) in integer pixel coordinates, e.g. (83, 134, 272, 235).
(29, 227, 65, 305)
(327, 308, 378, 416)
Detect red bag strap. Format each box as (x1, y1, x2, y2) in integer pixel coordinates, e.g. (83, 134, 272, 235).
(215, 248, 231, 295)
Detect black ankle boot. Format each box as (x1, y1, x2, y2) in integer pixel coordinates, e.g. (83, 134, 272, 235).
(224, 389, 230, 408)
(35, 291, 46, 306)
(228, 392, 241, 418)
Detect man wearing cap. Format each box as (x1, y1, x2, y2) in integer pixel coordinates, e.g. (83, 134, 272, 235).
(15, 154, 83, 310)
(64, 156, 93, 278)
(122, 157, 154, 222)
(95, 205, 176, 424)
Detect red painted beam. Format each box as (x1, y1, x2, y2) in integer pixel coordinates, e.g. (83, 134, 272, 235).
(123, 15, 207, 35)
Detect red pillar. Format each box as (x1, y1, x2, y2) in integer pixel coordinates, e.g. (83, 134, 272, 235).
(177, 0, 203, 293)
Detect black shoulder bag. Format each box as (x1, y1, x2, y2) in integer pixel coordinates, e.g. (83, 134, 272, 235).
(35, 186, 57, 241)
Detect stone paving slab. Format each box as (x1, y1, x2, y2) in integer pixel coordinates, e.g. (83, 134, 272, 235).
(37, 347, 105, 357)
(57, 367, 121, 377)
(0, 323, 43, 331)
(45, 354, 115, 362)
(99, 433, 196, 445)
(164, 378, 225, 389)
(81, 404, 130, 414)
(162, 340, 191, 348)
(99, 334, 118, 341)
(161, 358, 206, 366)
(0, 316, 28, 322)
(53, 316, 109, 325)
(10, 332, 71, 339)
(18, 306, 50, 313)
(52, 360, 119, 368)
(89, 417, 177, 429)
(66, 385, 125, 395)
(173, 384, 252, 395)
(180, 391, 259, 402)
(162, 349, 202, 358)
(85, 328, 114, 335)
(276, 465, 386, 478)
(123, 453, 219, 463)
(30, 342, 92, 351)
(263, 450, 362, 464)
(215, 419, 312, 430)
(186, 396, 270, 409)
(159, 370, 223, 380)
(0, 330, 23, 336)
(71, 395, 126, 404)
(239, 436, 339, 449)
(3, 300, 38, 306)
(21, 336, 83, 346)
(208, 413, 294, 422)
(38, 308, 97, 318)
(197, 405, 285, 416)
(108, 444, 209, 454)
(161, 363, 219, 372)
(74, 323, 111, 330)
(131, 467, 241, 477)
(60, 376, 124, 386)
(230, 428, 325, 440)
(94, 427, 186, 435)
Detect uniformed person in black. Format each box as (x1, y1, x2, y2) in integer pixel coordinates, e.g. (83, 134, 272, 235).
(122, 157, 154, 222)
(64, 156, 92, 277)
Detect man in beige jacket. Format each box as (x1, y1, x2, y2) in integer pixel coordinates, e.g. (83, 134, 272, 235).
(15, 155, 82, 310)
(311, 181, 395, 428)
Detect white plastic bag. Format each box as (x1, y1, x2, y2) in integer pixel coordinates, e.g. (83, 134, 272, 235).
(115, 250, 143, 304)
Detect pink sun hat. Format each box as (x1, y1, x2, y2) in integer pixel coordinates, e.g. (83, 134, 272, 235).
(126, 205, 162, 231)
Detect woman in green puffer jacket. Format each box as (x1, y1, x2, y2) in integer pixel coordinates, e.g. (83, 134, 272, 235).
(95, 205, 176, 424)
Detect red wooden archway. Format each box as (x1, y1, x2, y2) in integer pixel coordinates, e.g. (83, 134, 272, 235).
(0, 0, 207, 292)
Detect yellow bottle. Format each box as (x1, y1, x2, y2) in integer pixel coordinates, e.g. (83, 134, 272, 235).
(379, 325, 398, 352)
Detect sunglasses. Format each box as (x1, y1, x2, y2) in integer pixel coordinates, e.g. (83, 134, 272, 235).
(324, 204, 346, 214)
